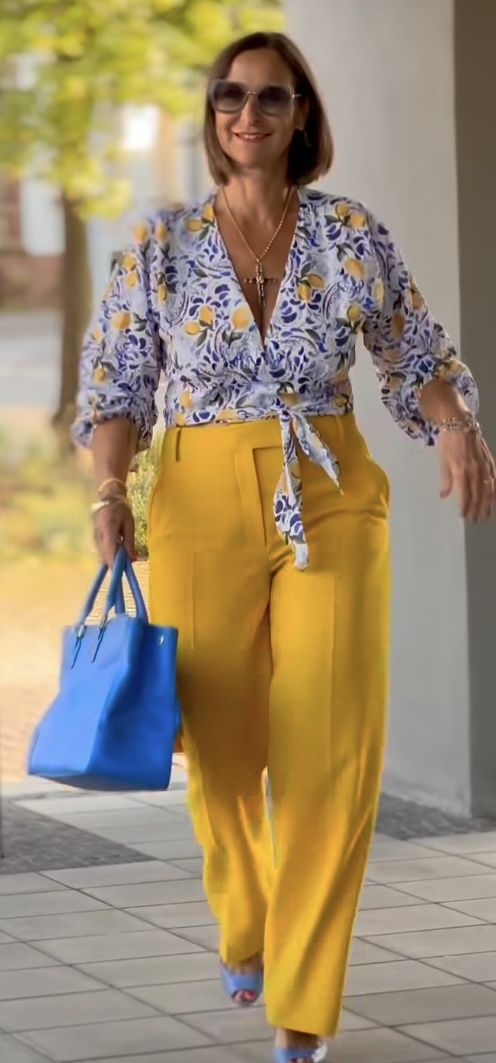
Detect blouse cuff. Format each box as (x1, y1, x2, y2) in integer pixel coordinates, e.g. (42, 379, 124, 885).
(383, 358, 480, 445)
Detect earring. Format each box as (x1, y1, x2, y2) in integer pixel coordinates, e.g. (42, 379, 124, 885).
(300, 128, 311, 148)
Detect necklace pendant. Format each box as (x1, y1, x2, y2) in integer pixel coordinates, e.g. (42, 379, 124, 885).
(255, 261, 265, 309)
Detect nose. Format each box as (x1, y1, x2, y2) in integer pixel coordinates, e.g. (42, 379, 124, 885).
(242, 93, 263, 120)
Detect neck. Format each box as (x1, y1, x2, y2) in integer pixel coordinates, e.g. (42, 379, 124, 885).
(221, 171, 295, 226)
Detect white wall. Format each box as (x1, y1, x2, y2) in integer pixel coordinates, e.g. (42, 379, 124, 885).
(286, 0, 471, 812)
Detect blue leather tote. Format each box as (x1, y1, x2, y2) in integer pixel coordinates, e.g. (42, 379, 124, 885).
(27, 545, 182, 790)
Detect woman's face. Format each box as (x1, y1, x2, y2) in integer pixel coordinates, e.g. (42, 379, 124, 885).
(213, 48, 306, 177)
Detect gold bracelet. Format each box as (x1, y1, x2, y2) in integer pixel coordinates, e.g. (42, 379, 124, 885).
(97, 477, 128, 497)
(438, 413, 480, 434)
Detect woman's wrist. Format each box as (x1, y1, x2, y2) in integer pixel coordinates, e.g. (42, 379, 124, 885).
(419, 377, 469, 425)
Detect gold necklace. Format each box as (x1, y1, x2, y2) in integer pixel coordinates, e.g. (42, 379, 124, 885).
(221, 186, 296, 310)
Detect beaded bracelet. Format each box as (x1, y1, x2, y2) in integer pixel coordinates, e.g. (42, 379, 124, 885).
(438, 413, 481, 434)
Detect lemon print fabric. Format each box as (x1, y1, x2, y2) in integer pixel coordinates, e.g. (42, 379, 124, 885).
(72, 188, 478, 470)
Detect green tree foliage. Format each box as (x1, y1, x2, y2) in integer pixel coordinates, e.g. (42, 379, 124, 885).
(0, 0, 283, 218)
(0, 0, 282, 438)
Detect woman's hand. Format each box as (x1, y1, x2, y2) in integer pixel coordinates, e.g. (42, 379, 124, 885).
(92, 500, 138, 568)
(439, 429, 496, 522)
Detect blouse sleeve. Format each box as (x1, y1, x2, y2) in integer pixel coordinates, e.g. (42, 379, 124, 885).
(361, 211, 479, 444)
(71, 218, 162, 452)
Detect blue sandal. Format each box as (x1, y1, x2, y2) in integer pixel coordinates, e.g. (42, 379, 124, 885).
(219, 958, 264, 1006)
(272, 1041, 327, 1062)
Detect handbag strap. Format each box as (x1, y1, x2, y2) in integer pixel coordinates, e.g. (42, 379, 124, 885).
(101, 545, 148, 624)
(75, 546, 140, 630)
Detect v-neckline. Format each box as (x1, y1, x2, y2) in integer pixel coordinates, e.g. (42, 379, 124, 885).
(210, 187, 305, 349)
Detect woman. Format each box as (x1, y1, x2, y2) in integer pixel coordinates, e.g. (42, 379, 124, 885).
(72, 30, 495, 1063)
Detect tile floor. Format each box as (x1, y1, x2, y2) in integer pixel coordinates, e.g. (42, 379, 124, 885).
(2, 774, 496, 1060)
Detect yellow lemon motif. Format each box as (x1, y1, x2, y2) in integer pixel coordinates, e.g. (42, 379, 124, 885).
(111, 311, 132, 331)
(297, 281, 311, 302)
(175, 413, 186, 426)
(155, 220, 168, 241)
(124, 271, 137, 289)
(348, 211, 367, 229)
(232, 305, 251, 330)
(122, 253, 136, 270)
(201, 202, 215, 223)
(132, 222, 150, 245)
(344, 258, 365, 280)
(411, 288, 424, 311)
(307, 273, 325, 289)
(373, 278, 385, 306)
(437, 357, 462, 379)
(92, 366, 107, 384)
(198, 306, 215, 328)
(186, 218, 203, 233)
(91, 325, 103, 343)
(157, 282, 168, 304)
(391, 312, 405, 338)
(333, 394, 348, 408)
(184, 321, 201, 335)
(220, 408, 241, 422)
(347, 302, 362, 325)
(180, 390, 193, 408)
(334, 202, 350, 221)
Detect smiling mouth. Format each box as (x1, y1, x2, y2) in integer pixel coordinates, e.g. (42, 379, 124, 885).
(234, 132, 271, 141)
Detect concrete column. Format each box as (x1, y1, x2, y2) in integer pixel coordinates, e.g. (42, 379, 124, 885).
(285, 0, 496, 815)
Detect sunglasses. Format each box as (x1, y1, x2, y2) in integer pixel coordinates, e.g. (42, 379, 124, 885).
(210, 79, 301, 117)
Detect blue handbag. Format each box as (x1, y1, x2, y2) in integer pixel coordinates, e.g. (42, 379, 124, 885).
(27, 545, 182, 791)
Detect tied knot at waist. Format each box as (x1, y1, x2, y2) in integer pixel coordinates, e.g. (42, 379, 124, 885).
(270, 394, 341, 570)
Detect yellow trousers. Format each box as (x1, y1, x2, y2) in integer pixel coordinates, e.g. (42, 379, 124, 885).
(147, 413, 390, 1037)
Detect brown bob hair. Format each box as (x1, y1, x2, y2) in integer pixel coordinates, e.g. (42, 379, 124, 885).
(203, 32, 333, 187)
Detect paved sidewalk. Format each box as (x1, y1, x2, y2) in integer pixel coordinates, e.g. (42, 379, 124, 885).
(3, 774, 496, 1060)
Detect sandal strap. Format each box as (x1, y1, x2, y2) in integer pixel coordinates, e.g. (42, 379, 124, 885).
(273, 1042, 325, 1063)
(220, 962, 263, 995)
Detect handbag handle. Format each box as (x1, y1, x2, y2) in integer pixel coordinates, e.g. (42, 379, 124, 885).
(75, 546, 143, 631)
(101, 545, 148, 625)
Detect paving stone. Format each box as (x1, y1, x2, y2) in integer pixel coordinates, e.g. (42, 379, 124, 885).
(35, 927, 204, 965)
(354, 902, 481, 937)
(348, 939, 402, 965)
(391, 873, 496, 903)
(0, 965, 106, 1000)
(125, 901, 215, 929)
(45, 807, 182, 829)
(399, 1014, 496, 1055)
(369, 838, 441, 862)
(0, 873, 66, 894)
(171, 1004, 271, 1043)
(243, 1027, 445, 1061)
(42, 861, 179, 889)
(359, 885, 424, 910)
(91, 821, 196, 844)
(0, 908, 150, 942)
(169, 857, 203, 877)
(0, 1035, 53, 1063)
(18, 795, 144, 816)
(346, 983, 496, 1026)
(80, 878, 205, 909)
(0, 987, 158, 1031)
(0, 942, 60, 970)
(82, 1050, 247, 1063)
(126, 976, 252, 1014)
(443, 896, 496, 921)
(364, 924, 496, 959)
(170, 925, 218, 951)
(77, 951, 219, 988)
(367, 856, 496, 884)
(415, 832, 496, 855)
(18, 1015, 211, 1060)
(376, 791, 496, 841)
(128, 841, 202, 860)
(427, 951, 496, 982)
(344, 959, 464, 996)
(0, 889, 106, 919)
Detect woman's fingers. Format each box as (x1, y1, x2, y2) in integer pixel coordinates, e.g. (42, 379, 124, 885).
(93, 502, 136, 567)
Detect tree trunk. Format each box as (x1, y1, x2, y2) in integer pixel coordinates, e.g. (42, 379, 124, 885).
(51, 194, 92, 450)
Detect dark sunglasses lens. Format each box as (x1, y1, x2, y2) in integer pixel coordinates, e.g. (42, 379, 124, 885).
(212, 81, 245, 113)
(258, 86, 293, 115)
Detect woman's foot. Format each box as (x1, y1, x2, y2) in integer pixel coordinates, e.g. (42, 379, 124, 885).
(220, 952, 264, 1004)
(274, 1028, 325, 1062)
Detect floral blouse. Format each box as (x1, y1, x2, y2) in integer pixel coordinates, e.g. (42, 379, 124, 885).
(72, 187, 478, 570)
